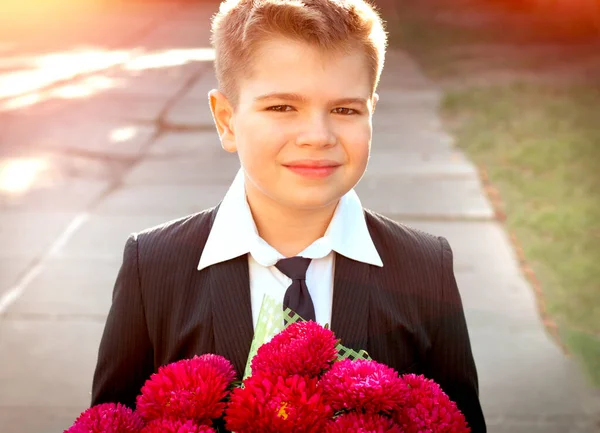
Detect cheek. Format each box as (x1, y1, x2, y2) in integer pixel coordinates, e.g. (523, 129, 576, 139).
(344, 128, 372, 163)
(236, 116, 285, 166)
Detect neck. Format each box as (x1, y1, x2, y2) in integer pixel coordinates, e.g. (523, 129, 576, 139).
(245, 184, 338, 258)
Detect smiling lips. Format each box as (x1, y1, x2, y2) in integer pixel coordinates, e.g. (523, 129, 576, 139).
(283, 160, 341, 179)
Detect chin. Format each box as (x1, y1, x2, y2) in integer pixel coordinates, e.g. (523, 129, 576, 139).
(282, 192, 343, 211)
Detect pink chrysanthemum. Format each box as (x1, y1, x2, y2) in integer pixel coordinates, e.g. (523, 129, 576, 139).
(320, 359, 409, 414)
(193, 354, 237, 383)
(325, 412, 403, 433)
(225, 373, 333, 433)
(65, 402, 144, 433)
(140, 418, 215, 433)
(393, 374, 471, 433)
(251, 321, 338, 378)
(136, 355, 236, 424)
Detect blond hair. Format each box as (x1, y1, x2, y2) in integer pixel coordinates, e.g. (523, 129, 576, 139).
(210, 0, 387, 106)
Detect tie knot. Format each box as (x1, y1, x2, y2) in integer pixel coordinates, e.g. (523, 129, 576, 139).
(275, 257, 312, 281)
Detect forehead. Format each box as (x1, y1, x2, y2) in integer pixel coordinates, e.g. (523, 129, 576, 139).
(237, 37, 372, 103)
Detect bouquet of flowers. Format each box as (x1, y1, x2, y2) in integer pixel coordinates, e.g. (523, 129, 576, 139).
(224, 319, 471, 433)
(66, 354, 237, 433)
(66, 297, 471, 433)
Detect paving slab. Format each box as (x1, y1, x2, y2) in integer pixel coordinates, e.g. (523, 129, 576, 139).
(0, 318, 103, 409)
(0, 178, 109, 212)
(134, 3, 217, 50)
(95, 183, 228, 217)
(486, 420, 596, 433)
(378, 50, 438, 90)
(37, 119, 155, 159)
(455, 270, 541, 322)
(0, 211, 79, 299)
(373, 129, 456, 153)
(98, 61, 208, 100)
(0, 406, 86, 433)
(1, 97, 158, 157)
(123, 152, 240, 185)
(469, 319, 600, 420)
(367, 149, 477, 177)
(147, 131, 220, 158)
(6, 258, 119, 318)
(372, 104, 442, 133)
(56, 214, 190, 260)
(164, 95, 215, 128)
(181, 70, 220, 101)
(394, 221, 520, 272)
(0, 211, 76, 258)
(6, 213, 210, 317)
(376, 88, 441, 108)
(0, 258, 31, 298)
(74, 93, 169, 124)
(164, 72, 219, 127)
(356, 175, 495, 219)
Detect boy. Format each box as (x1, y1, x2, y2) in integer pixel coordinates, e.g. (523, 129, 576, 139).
(91, 0, 487, 431)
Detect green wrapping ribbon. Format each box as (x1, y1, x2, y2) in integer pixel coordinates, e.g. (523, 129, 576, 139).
(243, 295, 371, 380)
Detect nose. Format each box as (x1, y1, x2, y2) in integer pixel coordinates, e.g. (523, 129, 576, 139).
(295, 114, 337, 148)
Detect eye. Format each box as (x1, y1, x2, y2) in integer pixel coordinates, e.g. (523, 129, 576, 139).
(332, 107, 358, 115)
(266, 105, 294, 112)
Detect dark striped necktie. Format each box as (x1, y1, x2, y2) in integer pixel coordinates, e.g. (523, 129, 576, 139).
(275, 256, 316, 322)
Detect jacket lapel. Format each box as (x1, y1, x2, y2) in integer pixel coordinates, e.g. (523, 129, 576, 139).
(330, 253, 371, 354)
(202, 204, 253, 380)
(209, 254, 254, 379)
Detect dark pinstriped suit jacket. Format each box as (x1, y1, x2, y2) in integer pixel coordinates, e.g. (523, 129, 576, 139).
(91, 205, 486, 432)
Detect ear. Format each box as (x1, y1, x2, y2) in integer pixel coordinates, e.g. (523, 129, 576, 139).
(208, 89, 237, 153)
(371, 92, 379, 113)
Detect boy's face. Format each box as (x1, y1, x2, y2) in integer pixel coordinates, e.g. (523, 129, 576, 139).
(210, 37, 377, 212)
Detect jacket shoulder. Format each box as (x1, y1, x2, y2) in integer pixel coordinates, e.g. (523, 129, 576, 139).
(364, 209, 446, 267)
(130, 206, 219, 264)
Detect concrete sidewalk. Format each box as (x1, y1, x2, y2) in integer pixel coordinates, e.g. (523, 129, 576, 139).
(0, 2, 598, 432)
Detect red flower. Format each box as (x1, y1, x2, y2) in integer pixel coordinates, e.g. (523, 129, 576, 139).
(64, 402, 144, 433)
(140, 418, 215, 432)
(251, 321, 338, 378)
(136, 355, 236, 424)
(195, 354, 236, 383)
(325, 412, 403, 433)
(393, 374, 471, 433)
(320, 359, 409, 414)
(225, 373, 333, 433)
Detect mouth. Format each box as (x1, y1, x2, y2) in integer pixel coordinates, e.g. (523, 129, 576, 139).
(283, 160, 341, 179)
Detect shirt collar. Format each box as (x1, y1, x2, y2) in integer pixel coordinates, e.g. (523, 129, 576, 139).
(197, 168, 383, 271)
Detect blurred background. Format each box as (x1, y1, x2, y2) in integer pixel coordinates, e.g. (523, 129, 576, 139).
(0, 0, 599, 432)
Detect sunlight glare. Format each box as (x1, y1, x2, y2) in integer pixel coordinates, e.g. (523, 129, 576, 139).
(2, 93, 42, 110)
(109, 126, 138, 143)
(124, 48, 215, 71)
(0, 158, 49, 194)
(0, 49, 131, 100)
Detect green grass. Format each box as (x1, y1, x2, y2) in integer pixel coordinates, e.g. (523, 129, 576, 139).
(441, 82, 600, 345)
(385, 1, 600, 385)
(446, 85, 600, 388)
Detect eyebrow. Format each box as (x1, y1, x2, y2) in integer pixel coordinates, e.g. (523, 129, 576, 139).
(254, 92, 368, 106)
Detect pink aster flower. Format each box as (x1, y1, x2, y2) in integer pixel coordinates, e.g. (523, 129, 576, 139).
(140, 418, 215, 433)
(320, 359, 409, 414)
(225, 373, 333, 433)
(65, 402, 144, 433)
(136, 355, 236, 424)
(325, 412, 403, 433)
(393, 374, 471, 433)
(251, 321, 338, 378)
(194, 354, 236, 384)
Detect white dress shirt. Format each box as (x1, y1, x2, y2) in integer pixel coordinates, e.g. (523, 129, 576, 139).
(198, 169, 383, 330)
